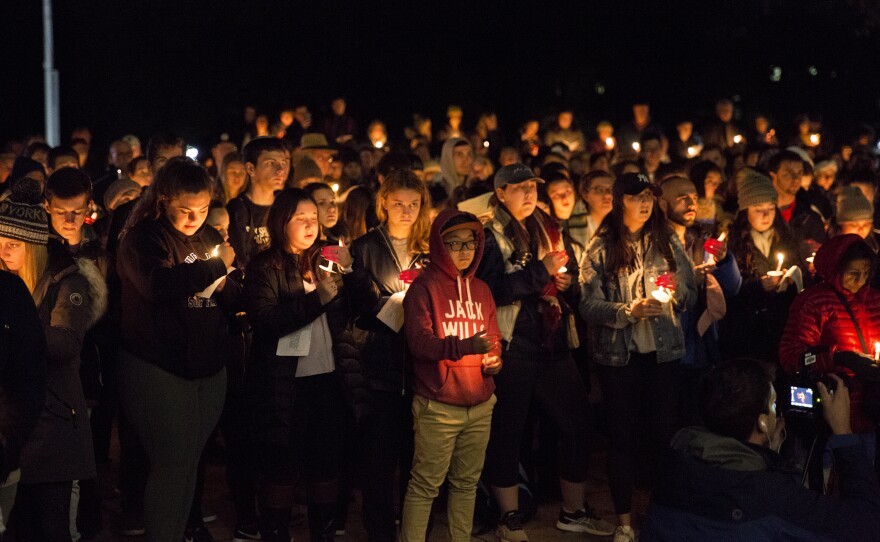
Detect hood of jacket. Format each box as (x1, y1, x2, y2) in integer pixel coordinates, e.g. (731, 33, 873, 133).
(428, 208, 486, 282)
(814, 233, 867, 300)
(437, 137, 470, 194)
(670, 426, 766, 472)
(35, 241, 108, 329)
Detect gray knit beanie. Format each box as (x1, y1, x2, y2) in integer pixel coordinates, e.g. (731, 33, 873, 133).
(0, 177, 49, 245)
(737, 169, 778, 210)
(836, 185, 874, 223)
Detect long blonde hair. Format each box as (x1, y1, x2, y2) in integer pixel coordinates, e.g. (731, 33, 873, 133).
(0, 241, 49, 294)
(376, 169, 431, 255)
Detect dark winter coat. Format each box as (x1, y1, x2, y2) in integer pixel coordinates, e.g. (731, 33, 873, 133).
(19, 243, 106, 483)
(779, 234, 880, 433)
(722, 224, 804, 363)
(0, 271, 46, 482)
(642, 426, 880, 542)
(243, 246, 368, 429)
(344, 226, 429, 394)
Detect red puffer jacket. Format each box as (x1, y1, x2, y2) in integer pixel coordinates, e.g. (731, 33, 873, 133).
(779, 234, 880, 433)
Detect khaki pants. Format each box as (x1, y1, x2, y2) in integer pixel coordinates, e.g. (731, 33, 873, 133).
(400, 394, 496, 542)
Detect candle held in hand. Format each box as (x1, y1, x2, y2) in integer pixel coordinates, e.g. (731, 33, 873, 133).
(874, 342, 879, 362)
(775, 252, 784, 273)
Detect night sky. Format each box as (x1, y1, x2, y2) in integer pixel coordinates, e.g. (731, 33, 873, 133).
(2, 0, 880, 150)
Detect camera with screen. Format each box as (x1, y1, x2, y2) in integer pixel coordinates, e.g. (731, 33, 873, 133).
(783, 347, 847, 422)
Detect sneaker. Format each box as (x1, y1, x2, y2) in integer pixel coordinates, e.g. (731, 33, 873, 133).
(495, 510, 528, 542)
(183, 526, 214, 542)
(556, 508, 616, 536)
(121, 509, 145, 536)
(613, 525, 636, 542)
(233, 524, 262, 541)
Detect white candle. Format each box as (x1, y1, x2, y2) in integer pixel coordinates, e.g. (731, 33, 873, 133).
(775, 252, 784, 273)
(717, 232, 726, 242)
(652, 285, 671, 303)
(874, 342, 879, 362)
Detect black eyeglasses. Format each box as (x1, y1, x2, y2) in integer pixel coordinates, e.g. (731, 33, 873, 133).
(444, 240, 477, 252)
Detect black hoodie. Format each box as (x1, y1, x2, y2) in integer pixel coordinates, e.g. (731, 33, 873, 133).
(117, 216, 240, 379)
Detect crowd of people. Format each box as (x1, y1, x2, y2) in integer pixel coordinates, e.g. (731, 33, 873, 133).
(1, 97, 880, 542)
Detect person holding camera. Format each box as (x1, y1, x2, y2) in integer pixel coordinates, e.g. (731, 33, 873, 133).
(642, 358, 880, 542)
(779, 234, 880, 455)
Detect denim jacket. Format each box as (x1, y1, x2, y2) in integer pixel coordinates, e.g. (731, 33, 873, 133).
(578, 233, 696, 366)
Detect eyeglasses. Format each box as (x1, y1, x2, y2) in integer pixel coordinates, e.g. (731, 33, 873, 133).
(444, 240, 476, 252)
(589, 186, 613, 196)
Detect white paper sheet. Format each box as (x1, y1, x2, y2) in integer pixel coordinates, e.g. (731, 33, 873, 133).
(376, 291, 406, 332)
(196, 267, 236, 298)
(276, 325, 312, 356)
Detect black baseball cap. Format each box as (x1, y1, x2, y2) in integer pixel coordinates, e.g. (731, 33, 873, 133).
(494, 163, 545, 190)
(613, 172, 661, 199)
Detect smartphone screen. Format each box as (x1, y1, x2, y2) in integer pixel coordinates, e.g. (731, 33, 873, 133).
(790, 386, 814, 409)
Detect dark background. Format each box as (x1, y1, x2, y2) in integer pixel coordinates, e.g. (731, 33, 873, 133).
(2, 0, 880, 151)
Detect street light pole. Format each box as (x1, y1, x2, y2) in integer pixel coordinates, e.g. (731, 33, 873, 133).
(43, 0, 60, 146)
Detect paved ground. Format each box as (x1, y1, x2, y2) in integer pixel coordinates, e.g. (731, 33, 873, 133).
(91, 444, 647, 542)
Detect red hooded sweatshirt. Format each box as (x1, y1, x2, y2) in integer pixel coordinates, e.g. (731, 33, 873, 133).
(779, 234, 880, 433)
(403, 208, 501, 407)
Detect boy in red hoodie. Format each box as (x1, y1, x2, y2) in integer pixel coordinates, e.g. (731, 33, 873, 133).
(400, 209, 502, 542)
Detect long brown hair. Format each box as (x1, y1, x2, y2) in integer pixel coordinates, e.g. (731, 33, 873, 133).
(597, 191, 676, 279)
(375, 169, 430, 254)
(121, 158, 214, 240)
(728, 207, 797, 275)
(341, 186, 373, 241)
(265, 188, 322, 280)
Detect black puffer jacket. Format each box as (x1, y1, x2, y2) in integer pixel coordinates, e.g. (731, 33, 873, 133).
(0, 271, 46, 482)
(243, 246, 368, 428)
(343, 226, 429, 394)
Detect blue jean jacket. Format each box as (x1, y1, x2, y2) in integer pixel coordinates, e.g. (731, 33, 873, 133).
(579, 234, 696, 366)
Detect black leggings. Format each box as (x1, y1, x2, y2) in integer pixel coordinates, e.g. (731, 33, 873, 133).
(484, 349, 589, 488)
(595, 352, 679, 515)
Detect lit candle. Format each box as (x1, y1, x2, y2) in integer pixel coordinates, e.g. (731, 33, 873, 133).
(717, 232, 726, 242)
(874, 342, 879, 362)
(605, 137, 615, 149)
(331, 183, 340, 193)
(483, 140, 490, 148)
(775, 252, 784, 273)
(652, 285, 671, 303)
(211, 244, 220, 258)
(809, 133, 820, 146)
(558, 266, 567, 274)
(374, 140, 384, 149)
(687, 146, 697, 157)
(733, 134, 743, 144)
(632, 142, 641, 152)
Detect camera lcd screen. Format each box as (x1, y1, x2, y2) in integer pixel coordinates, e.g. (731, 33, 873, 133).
(790, 386, 814, 409)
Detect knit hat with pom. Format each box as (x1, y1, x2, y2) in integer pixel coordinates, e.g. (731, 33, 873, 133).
(0, 177, 49, 244)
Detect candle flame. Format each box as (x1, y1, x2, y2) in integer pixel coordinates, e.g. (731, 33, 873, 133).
(687, 146, 697, 157)
(558, 266, 567, 274)
(331, 183, 339, 193)
(632, 142, 641, 152)
(717, 232, 726, 242)
(605, 137, 615, 148)
(733, 134, 743, 144)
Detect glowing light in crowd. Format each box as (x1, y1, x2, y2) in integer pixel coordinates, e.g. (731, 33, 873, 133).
(775, 253, 784, 274)
(632, 142, 641, 152)
(770, 65, 782, 82)
(687, 146, 697, 157)
(809, 133, 821, 146)
(211, 244, 220, 258)
(374, 141, 384, 149)
(331, 183, 340, 193)
(605, 137, 615, 149)
(186, 146, 199, 160)
(808, 65, 818, 76)
(483, 140, 490, 148)
(733, 134, 743, 144)
(875, 341, 880, 362)
(558, 266, 567, 274)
